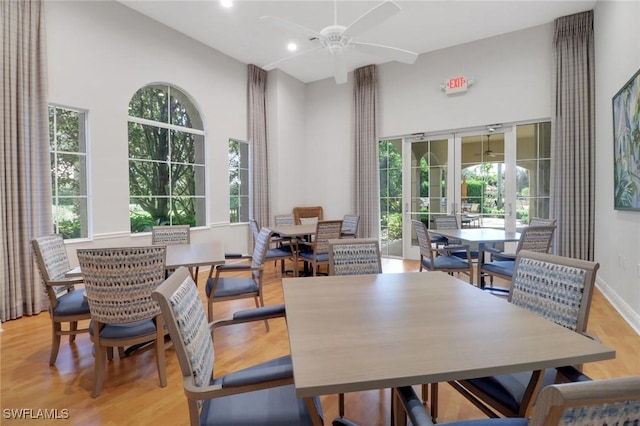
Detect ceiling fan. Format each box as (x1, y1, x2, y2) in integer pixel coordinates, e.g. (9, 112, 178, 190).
(477, 134, 498, 157)
(260, 0, 419, 84)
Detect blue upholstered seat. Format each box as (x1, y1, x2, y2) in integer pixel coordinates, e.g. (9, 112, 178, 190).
(53, 288, 89, 316)
(422, 255, 471, 270)
(206, 277, 259, 298)
(299, 250, 329, 262)
(88, 319, 157, 339)
(480, 260, 515, 277)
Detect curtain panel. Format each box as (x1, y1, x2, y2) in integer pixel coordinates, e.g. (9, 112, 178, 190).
(247, 65, 270, 243)
(551, 10, 595, 261)
(1, 0, 51, 322)
(353, 65, 380, 239)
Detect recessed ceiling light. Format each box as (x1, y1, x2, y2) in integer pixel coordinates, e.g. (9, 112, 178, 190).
(220, 0, 233, 8)
(287, 43, 298, 52)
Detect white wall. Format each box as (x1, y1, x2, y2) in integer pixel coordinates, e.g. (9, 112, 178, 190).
(594, 0, 640, 333)
(46, 1, 250, 259)
(379, 24, 553, 137)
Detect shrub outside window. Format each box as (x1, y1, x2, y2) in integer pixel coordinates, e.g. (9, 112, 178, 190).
(49, 105, 89, 239)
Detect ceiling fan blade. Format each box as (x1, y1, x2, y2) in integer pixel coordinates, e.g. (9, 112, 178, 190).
(343, 0, 401, 39)
(351, 41, 418, 64)
(262, 45, 324, 71)
(332, 52, 348, 84)
(260, 15, 322, 40)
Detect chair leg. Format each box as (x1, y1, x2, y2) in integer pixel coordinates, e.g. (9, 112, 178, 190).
(339, 393, 345, 417)
(430, 383, 438, 423)
(255, 296, 269, 332)
(207, 301, 213, 322)
(92, 344, 107, 398)
(69, 321, 78, 343)
(50, 322, 62, 365)
(155, 320, 167, 388)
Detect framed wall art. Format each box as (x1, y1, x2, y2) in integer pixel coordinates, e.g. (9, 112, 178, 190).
(612, 67, 640, 210)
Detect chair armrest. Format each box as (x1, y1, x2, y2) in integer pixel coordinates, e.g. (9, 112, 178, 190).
(394, 386, 435, 426)
(555, 365, 592, 383)
(46, 277, 84, 287)
(579, 331, 601, 343)
(224, 252, 247, 259)
(221, 361, 293, 387)
(481, 245, 505, 255)
(212, 304, 286, 329)
(332, 419, 359, 426)
(215, 263, 256, 271)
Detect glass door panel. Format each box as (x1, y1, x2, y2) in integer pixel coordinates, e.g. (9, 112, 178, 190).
(460, 133, 507, 229)
(404, 137, 450, 258)
(379, 139, 403, 257)
(516, 122, 551, 224)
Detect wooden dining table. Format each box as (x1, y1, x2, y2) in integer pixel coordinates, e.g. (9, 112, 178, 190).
(282, 272, 615, 426)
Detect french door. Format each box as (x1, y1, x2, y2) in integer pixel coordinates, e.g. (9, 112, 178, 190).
(380, 122, 551, 259)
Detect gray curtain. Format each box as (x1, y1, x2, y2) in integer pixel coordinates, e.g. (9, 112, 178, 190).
(1, 0, 51, 322)
(353, 65, 380, 239)
(247, 65, 270, 237)
(550, 10, 595, 261)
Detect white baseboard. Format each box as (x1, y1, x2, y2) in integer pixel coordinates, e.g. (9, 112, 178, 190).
(596, 277, 640, 336)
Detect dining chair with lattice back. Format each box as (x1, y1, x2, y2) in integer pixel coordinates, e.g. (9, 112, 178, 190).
(293, 206, 324, 225)
(151, 225, 203, 280)
(340, 214, 360, 238)
(298, 220, 343, 276)
(448, 249, 600, 420)
(32, 234, 91, 365)
(478, 225, 556, 293)
(412, 220, 473, 284)
(152, 266, 323, 426)
(205, 227, 274, 330)
(328, 238, 382, 420)
(249, 218, 294, 275)
(76, 246, 168, 397)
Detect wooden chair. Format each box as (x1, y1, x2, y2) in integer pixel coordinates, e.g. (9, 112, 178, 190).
(152, 267, 323, 426)
(386, 376, 640, 426)
(249, 218, 294, 275)
(478, 225, 556, 293)
(328, 238, 382, 419)
(76, 246, 168, 397)
(298, 220, 343, 276)
(31, 234, 91, 365)
(151, 224, 202, 280)
(528, 217, 557, 226)
(340, 214, 360, 238)
(433, 215, 479, 260)
(449, 250, 600, 419)
(205, 227, 273, 329)
(412, 220, 473, 284)
(293, 206, 324, 225)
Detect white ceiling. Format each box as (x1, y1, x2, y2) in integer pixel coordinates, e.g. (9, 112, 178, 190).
(118, 0, 596, 84)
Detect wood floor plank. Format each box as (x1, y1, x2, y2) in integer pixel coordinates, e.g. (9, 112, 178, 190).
(1, 258, 637, 425)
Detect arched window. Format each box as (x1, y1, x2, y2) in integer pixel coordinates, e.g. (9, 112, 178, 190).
(128, 84, 205, 232)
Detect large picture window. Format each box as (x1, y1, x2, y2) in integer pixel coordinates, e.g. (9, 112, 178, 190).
(128, 84, 205, 232)
(49, 105, 89, 239)
(229, 139, 249, 223)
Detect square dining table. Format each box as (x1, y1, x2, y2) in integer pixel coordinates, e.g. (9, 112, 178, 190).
(282, 272, 615, 426)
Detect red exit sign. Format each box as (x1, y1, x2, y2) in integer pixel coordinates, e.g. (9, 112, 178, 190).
(442, 76, 473, 95)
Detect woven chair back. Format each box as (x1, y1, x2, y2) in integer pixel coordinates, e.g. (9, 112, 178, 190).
(152, 225, 190, 245)
(517, 225, 556, 253)
(251, 228, 274, 279)
(77, 246, 166, 324)
(529, 217, 557, 227)
(313, 220, 343, 254)
(249, 218, 260, 243)
(509, 250, 599, 333)
(274, 214, 295, 226)
(32, 234, 71, 282)
(153, 268, 214, 388)
(329, 239, 382, 276)
(341, 214, 360, 235)
(433, 215, 458, 230)
(412, 220, 434, 260)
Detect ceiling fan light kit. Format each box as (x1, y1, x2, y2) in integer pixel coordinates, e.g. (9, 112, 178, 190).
(261, 0, 418, 84)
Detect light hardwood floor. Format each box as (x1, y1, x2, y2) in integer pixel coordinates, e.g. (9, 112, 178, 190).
(1, 259, 638, 425)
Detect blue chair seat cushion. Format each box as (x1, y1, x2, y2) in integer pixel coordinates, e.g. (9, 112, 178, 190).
(463, 368, 558, 415)
(482, 261, 516, 277)
(53, 288, 90, 316)
(451, 250, 479, 260)
(206, 277, 259, 298)
(299, 251, 329, 262)
(422, 255, 470, 270)
(203, 356, 322, 425)
(89, 318, 157, 339)
(267, 247, 292, 258)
